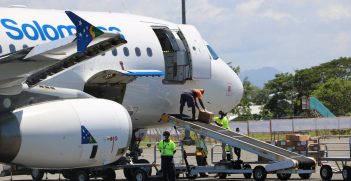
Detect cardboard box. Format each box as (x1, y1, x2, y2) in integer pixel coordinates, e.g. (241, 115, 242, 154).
(197, 111, 214, 124)
(286, 134, 300, 141)
(286, 134, 310, 141)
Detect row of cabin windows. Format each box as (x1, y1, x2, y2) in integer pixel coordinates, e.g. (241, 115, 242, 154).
(110, 47, 153, 57)
(0, 44, 153, 58)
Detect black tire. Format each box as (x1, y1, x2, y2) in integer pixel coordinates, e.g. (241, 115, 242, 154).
(62, 170, 73, 180)
(218, 173, 227, 179)
(253, 166, 267, 181)
(133, 169, 147, 181)
(342, 166, 351, 181)
(102, 168, 116, 181)
(135, 159, 152, 176)
(320, 165, 333, 180)
(299, 173, 311, 179)
(243, 164, 252, 179)
(277, 173, 291, 180)
(123, 168, 134, 180)
(31, 169, 44, 181)
(73, 170, 89, 181)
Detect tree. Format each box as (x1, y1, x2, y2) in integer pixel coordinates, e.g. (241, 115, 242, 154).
(311, 78, 351, 116)
(232, 77, 262, 120)
(263, 73, 297, 118)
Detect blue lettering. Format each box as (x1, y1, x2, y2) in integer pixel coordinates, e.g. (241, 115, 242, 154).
(42, 24, 59, 41)
(21, 24, 39, 40)
(1, 19, 23, 40)
(32, 20, 46, 41)
(57, 25, 76, 38)
(97, 26, 107, 31)
(108, 27, 121, 32)
(0, 18, 122, 41)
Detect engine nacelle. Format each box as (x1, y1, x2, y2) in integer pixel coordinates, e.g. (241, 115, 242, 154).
(0, 99, 132, 169)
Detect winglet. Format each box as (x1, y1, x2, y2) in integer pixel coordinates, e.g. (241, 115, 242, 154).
(65, 11, 104, 52)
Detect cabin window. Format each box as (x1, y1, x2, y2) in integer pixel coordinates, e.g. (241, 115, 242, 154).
(123, 47, 129, 57)
(9, 44, 16, 53)
(0, 45, 2, 54)
(135, 47, 141, 57)
(112, 48, 117, 56)
(146, 47, 152, 57)
(23, 44, 29, 49)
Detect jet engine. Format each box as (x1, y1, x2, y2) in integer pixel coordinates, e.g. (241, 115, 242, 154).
(0, 98, 132, 169)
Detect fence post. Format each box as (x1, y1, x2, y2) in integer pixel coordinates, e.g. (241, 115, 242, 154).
(270, 119, 272, 142)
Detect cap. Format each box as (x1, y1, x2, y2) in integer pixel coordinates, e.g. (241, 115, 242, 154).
(163, 131, 170, 137)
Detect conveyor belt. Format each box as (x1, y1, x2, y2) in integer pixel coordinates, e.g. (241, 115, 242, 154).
(168, 114, 316, 169)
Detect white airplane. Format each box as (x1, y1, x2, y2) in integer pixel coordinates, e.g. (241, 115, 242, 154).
(0, 6, 243, 175)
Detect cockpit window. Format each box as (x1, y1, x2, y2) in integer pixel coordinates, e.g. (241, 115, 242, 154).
(207, 45, 219, 60)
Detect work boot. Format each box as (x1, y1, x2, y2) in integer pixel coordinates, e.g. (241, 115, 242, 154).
(200, 173, 208, 177)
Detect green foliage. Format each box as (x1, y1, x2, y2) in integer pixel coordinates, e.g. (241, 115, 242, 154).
(261, 57, 351, 118)
(232, 77, 262, 120)
(231, 57, 351, 119)
(311, 78, 351, 116)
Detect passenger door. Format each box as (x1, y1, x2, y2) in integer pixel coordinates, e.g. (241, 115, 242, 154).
(178, 25, 211, 79)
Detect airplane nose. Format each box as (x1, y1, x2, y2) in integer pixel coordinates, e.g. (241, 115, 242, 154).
(210, 59, 243, 113)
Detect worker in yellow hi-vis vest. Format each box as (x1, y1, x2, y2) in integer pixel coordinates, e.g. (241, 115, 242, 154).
(158, 131, 176, 181)
(214, 111, 232, 160)
(195, 135, 208, 177)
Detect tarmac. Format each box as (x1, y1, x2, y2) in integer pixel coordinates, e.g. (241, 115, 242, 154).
(0, 138, 348, 181)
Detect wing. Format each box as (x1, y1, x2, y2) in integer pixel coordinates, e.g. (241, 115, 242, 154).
(0, 11, 127, 95)
(85, 70, 165, 85)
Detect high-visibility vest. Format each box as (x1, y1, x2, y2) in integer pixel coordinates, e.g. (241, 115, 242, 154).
(158, 140, 176, 156)
(215, 117, 230, 130)
(222, 117, 230, 130)
(214, 117, 223, 126)
(195, 139, 208, 156)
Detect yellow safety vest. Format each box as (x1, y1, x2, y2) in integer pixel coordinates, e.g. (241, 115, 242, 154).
(158, 140, 176, 156)
(215, 117, 230, 130)
(195, 139, 208, 156)
(222, 117, 230, 130)
(214, 117, 223, 126)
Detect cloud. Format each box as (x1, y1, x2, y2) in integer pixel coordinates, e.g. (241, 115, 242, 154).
(235, 0, 264, 15)
(261, 10, 299, 24)
(318, 5, 351, 21)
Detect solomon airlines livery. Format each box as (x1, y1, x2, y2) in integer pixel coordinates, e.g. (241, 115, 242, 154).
(0, 6, 243, 177)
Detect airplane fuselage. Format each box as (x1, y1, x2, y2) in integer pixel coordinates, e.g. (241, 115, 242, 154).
(0, 7, 243, 129)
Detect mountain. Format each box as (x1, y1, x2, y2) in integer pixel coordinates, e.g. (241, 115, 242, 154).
(239, 67, 281, 88)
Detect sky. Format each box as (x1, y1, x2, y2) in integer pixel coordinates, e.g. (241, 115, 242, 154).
(0, 0, 350, 72)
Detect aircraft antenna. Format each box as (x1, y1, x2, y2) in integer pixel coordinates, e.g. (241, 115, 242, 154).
(182, 0, 186, 24)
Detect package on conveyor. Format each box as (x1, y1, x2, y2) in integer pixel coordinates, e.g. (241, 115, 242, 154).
(197, 110, 214, 124)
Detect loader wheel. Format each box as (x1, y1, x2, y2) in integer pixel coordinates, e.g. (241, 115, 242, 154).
(31, 169, 44, 181)
(277, 173, 291, 180)
(299, 173, 311, 179)
(342, 166, 351, 181)
(320, 165, 333, 180)
(253, 166, 267, 181)
(243, 164, 252, 179)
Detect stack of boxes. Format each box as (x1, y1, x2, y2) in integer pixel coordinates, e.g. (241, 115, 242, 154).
(258, 134, 324, 163)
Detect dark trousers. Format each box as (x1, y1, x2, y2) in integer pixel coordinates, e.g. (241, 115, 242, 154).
(234, 147, 241, 160)
(161, 156, 175, 181)
(196, 155, 207, 176)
